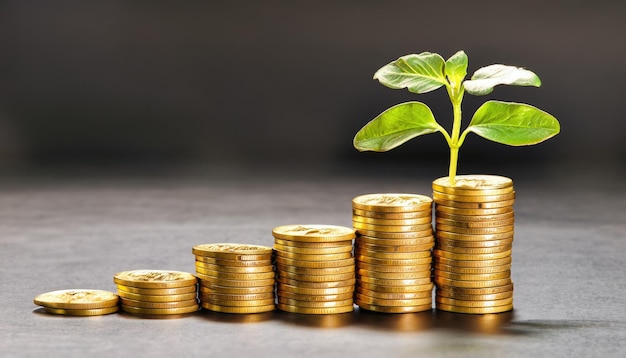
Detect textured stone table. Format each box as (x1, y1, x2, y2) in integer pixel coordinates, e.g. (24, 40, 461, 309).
(1, 171, 624, 357)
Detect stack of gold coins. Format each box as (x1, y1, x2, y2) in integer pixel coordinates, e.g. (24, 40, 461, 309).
(272, 225, 356, 315)
(114, 270, 199, 316)
(193, 243, 276, 314)
(33, 289, 119, 316)
(432, 175, 515, 314)
(352, 194, 434, 313)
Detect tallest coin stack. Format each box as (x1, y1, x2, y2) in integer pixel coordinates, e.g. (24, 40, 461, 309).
(432, 175, 515, 314)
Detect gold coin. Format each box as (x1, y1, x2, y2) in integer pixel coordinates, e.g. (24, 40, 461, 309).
(356, 301, 432, 313)
(356, 262, 432, 273)
(273, 243, 353, 255)
(437, 237, 514, 248)
(194, 267, 276, 280)
(433, 249, 512, 261)
(276, 277, 356, 289)
(436, 230, 514, 242)
(433, 263, 511, 274)
(432, 175, 513, 190)
(198, 284, 274, 295)
(435, 244, 513, 255)
(274, 256, 355, 268)
(352, 193, 432, 212)
(203, 298, 276, 307)
(356, 255, 432, 266)
(275, 263, 355, 276)
(432, 191, 515, 203)
(434, 255, 512, 267)
(358, 275, 431, 287)
(192, 243, 273, 259)
(273, 250, 353, 261)
(196, 274, 275, 287)
(434, 269, 510, 281)
(436, 303, 513, 314)
(120, 298, 198, 309)
(272, 224, 356, 242)
(199, 292, 274, 301)
(435, 205, 514, 216)
(433, 199, 515, 209)
(113, 270, 197, 289)
(117, 290, 197, 303)
(353, 221, 433, 233)
(435, 217, 515, 228)
(276, 303, 353, 314)
(195, 256, 272, 267)
(435, 210, 514, 222)
(355, 229, 433, 239)
(358, 269, 431, 280)
(278, 297, 354, 308)
(435, 224, 514, 235)
(435, 283, 514, 295)
(434, 276, 512, 288)
(194, 262, 274, 273)
(277, 291, 354, 302)
(356, 287, 432, 300)
(353, 208, 431, 219)
(356, 235, 434, 246)
(355, 241, 434, 253)
(201, 302, 275, 314)
(116, 284, 197, 296)
(34, 289, 119, 310)
(359, 282, 433, 293)
(352, 215, 432, 226)
(436, 289, 513, 301)
(355, 248, 431, 260)
(274, 238, 353, 248)
(355, 293, 431, 307)
(433, 186, 514, 196)
(277, 270, 354, 283)
(121, 304, 199, 315)
(43, 306, 119, 316)
(276, 283, 354, 296)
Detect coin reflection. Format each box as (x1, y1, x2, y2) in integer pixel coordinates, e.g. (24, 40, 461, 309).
(356, 308, 435, 332)
(434, 309, 515, 334)
(199, 309, 275, 323)
(277, 310, 355, 328)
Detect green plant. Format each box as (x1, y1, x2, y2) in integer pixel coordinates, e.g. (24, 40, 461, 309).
(353, 51, 560, 184)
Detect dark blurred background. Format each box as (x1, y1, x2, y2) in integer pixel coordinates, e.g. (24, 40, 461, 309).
(1, 0, 624, 179)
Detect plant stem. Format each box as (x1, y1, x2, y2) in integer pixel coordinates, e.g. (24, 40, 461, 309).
(448, 88, 464, 186)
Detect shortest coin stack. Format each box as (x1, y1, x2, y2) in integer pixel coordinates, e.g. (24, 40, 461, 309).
(273, 225, 356, 315)
(193, 243, 275, 314)
(34, 289, 119, 316)
(114, 270, 199, 316)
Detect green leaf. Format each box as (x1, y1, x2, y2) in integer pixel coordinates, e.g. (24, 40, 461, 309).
(464, 64, 541, 95)
(465, 101, 560, 146)
(354, 102, 442, 152)
(373, 52, 447, 94)
(445, 50, 468, 89)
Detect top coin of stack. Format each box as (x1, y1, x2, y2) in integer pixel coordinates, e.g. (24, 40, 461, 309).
(273, 224, 356, 315)
(193, 243, 276, 314)
(34, 289, 119, 316)
(432, 175, 515, 314)
(114, 269, 199, 316)
(352, 193, 435, 313)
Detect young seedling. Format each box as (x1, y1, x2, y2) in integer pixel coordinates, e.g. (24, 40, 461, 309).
(353, 50, 560, 185)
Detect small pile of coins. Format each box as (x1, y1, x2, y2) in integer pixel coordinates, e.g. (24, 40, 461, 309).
(33, 289, 119, 316)
(193, 243, 276, 314)
(352, 194, 434, 313)
(273, 225, 356, 314)
(432, 175, 515, 314)
(113, 269, 199, 316)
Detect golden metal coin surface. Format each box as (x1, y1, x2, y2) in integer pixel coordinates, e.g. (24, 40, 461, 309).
(353, 209, 431, 219)
(355, 293, 431, 307)
(199, 292, 274, 301)
(355, 241, 434, 253)
(436, 303, 513, 314)
(358, 282, 433, 293)
(434, 255, 512, 267)
(356, 255, 432, 266)
(277, 303, 353, 314)
(356, 287, 432, 300)
(196, 274, 275, 287)
(437, 237, 514, 248)
(43, 306, 119, 316)
(436, 210, 514, 222)
(114, 270, 197, 289)
(34, 289, 119, 310)
(195, 256, 272, 267)
(117, 290, 197, 303)
(278, 297, 354, 308)
(434, 269, 510, 281)
(274, 238, 353, 248)
(201, 302, 275, 314)
(356, 235, 434, 246)
(355, 248, 431, 260)
(435, 217, 515, 228)
(199, 284, 274, 295)
(436, 289, 513, 301)
(352, 215, 432, 226)
(356, 229, 433, 239)
(120, 298, 198, 309)
(275, 263, 355, 276)
(192, 243, 273, 258)
(116, 284, 197, 296)
(273, 243, 353, 255)
(195, 262, 274, 273)
(433, 249, 512, 261)
(356, 302, 432, 313)
(435, 224, 514, 235)
(432, 191, 515, 203)
(436, 231, 514, 242)
(352, 193, 432, 212)
(203, 298, 275, 307)
(277, 291, 354, 302)
(433, 199, 515, 209)
(357, 269, 431, 280)
(274, 256, 355, 268)
(195, 267, 276, 280)
(434, 276, 512, 288)
(121, 304, 199, 315)
(274, 250, 353, 261)
(272, 224, 356, 242)
(433, 263, 511, 274)
(358, 275, 431, 286)
(432, 175, 513, 190)
(276, 283, 354, 295)
(356, 262, 432, 273)
(353, 221, 433, 233)
(435, 244, 513, 255)
(436, 283, 514, 295)
(277, 270, 354, 283)
(276, 277, 356, 289)
(435, 205, 514, 216)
